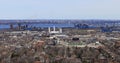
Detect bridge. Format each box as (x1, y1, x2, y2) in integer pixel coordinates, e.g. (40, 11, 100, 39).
(0, 20, 120, 25)
(0, 20, 71, 24)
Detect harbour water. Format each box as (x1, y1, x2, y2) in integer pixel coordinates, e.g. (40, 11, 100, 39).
(0, 24, 74, 30)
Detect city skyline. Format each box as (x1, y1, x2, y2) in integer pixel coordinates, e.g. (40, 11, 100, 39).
(0, 0, 120, 19)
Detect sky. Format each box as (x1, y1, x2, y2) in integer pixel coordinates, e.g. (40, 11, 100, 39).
(0, 0, 120, 19)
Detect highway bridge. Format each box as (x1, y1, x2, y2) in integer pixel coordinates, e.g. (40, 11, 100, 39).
(0, 20, 120, 25)
(0, 20, 71, 24)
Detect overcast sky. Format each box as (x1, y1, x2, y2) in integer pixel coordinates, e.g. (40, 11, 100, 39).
(0, 0, 120, 19)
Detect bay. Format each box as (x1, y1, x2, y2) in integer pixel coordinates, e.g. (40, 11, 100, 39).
(0, 24, 74, 30)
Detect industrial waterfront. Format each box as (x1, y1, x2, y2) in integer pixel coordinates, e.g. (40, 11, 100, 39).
(0, 20, 120, 63)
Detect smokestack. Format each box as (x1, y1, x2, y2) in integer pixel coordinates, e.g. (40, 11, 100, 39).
(48, 27, 51, 33)
(53, 26, 56, 31)
(59, 28, 62, 33)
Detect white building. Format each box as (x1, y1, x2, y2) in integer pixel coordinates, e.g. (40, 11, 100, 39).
(48, 26, 62, 34)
